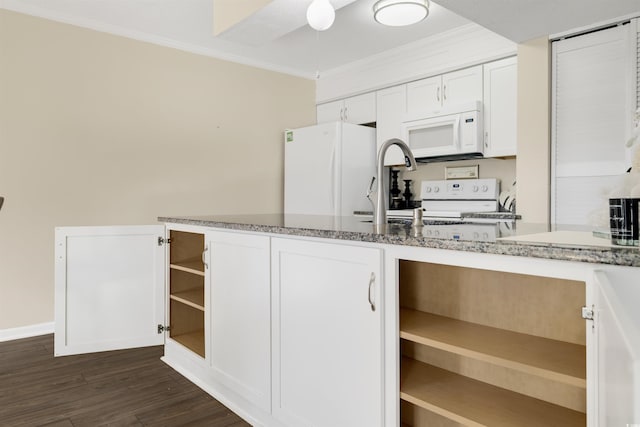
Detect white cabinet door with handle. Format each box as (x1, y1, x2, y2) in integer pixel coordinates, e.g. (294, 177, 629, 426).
(271, 238, 383, 427)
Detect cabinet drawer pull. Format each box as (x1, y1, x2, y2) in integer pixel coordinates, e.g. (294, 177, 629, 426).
(443, 84, 447, 101)
(437, 87, 440, 102)
(202, 245, 208, 270)
(368, 272, 376, 312)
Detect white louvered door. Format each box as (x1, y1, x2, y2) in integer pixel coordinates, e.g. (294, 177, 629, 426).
(551, 23, 636, 226)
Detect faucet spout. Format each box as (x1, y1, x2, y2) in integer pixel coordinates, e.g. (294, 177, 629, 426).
(374, 138, 417, 226)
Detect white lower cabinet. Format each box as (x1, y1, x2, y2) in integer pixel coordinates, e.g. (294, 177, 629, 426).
(206, 230, 271, 412)
(271, 237, 383, 427)
(55, 224, 639, 427)
(589, 268, 640, 427)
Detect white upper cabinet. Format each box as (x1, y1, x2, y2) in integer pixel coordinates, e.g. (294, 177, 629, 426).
(406, 76, 441, 118)
(483, 56, 518, 157)
(316, 99, 343, 123)
(407, 65, 483, 119)
(317, 92, 376, 125)
(442, 66, 484, 106)
(376, 85, 408, 166)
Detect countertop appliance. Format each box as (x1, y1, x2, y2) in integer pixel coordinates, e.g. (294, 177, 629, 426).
(284, 121, 376, 216)
(400, 101, 483, 162)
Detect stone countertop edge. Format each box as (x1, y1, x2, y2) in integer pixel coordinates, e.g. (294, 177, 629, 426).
(158, 216, 640, 267)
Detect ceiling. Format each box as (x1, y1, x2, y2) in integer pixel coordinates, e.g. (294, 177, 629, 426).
(1, 0, 638, 78)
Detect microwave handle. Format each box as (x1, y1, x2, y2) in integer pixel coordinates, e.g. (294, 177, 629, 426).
(453, 116, 461, 149)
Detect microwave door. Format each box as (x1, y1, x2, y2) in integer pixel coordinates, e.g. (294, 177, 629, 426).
(404, 115, 460, 157)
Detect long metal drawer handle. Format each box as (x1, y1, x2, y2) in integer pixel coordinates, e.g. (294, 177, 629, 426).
(368, 272, 376, 312)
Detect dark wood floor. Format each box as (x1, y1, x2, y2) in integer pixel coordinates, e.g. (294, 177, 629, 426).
(0, 334, 251, 426)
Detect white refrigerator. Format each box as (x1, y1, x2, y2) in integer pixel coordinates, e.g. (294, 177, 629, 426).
(284, 121, 376, 216)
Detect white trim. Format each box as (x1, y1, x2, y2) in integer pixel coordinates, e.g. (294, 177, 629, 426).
(549, 12, 640, 41)
(0, 2, 315, 80)
(316, 23, 517, 103)
(0, 322, 54, 342)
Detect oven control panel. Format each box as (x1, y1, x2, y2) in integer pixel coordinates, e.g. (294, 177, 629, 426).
(420, 178, 500, 200)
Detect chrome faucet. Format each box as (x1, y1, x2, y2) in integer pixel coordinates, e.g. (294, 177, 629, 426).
(374, 138, 417, 225)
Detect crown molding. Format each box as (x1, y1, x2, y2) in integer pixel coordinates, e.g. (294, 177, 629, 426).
(316, 23, 517, 102)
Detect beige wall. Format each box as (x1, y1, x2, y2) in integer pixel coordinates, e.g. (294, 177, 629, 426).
(0, 10, 316, 330)
(515, 37, 551, 224)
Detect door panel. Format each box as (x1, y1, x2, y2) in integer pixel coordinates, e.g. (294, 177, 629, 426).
(442, 65, 483, 106)
(271, 238, 383, 427)
(208, 231, 271, 411)
(54, 225, 165, 356)
(590, 269, 640, 426)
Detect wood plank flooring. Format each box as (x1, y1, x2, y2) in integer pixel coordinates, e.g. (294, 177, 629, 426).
(0, 334, 251, 426)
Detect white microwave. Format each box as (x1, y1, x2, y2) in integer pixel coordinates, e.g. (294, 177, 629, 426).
(400, 101, 483, 161)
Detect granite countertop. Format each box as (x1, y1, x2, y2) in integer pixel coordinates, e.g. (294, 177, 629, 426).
(158, 214, 640, 267)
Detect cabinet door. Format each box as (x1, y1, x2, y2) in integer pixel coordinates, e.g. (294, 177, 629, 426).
(317, 100, 344, 124)
(442, 65, 483, 106)
(589, 269, 640, 427)
(344, 92, 376, 124)
(483, 57, 517, 157)
(376, 85, 408, 166)
(271, 238, 383, 427)
(407, 75, 442, 118)
(54, 225, 165, 356)
(207, 231, 271, 412)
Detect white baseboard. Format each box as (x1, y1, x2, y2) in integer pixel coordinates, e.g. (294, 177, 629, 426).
(0, 322, 54, 342)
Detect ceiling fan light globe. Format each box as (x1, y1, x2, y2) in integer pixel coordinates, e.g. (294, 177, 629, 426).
(307, 0, 336, 31)
(373, 0, 429, 27)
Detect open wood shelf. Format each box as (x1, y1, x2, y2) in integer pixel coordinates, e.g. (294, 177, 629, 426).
(171, 330, 205, 358)
(400, 357, 586, 427)
(170, 259, 205, 276)
(400, 308, 586, 388)
(170, 289, 204, 311)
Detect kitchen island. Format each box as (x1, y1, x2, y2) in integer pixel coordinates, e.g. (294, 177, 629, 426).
(158, 213, 640, 266)
(153, 213, 638, 427)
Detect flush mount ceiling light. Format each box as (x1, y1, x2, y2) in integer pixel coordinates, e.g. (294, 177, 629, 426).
(307, 0, 336, 31)
(373, 0, 429, 27)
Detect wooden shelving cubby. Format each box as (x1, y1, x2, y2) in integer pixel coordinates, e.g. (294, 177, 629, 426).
(398, 260, 587, 427)
(168, 230, 205, 358)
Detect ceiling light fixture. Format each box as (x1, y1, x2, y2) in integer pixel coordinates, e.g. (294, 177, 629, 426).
(306, 0, 335, 31)
(373, 0, 429, 27)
